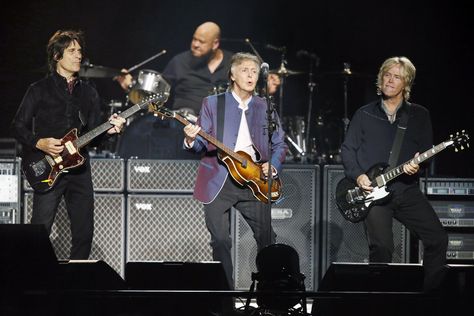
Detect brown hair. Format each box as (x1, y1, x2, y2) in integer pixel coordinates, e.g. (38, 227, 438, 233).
(46, 30, 85, 73)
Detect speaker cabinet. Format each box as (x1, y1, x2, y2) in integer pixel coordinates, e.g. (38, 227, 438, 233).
(125, 261, 229, 290)
(319, 262, 423, 292)
(234, 164, 319, 290)
(23, 193, 125, 277)
(127, 159, 199, 193)
(57, 260, 125, 290)
(127, 194, 212, 262)
(0, 159, 21, 224)
(321, 165, 409, 276)
(0, 224, 58, 290)
(23, 158, 125, 192)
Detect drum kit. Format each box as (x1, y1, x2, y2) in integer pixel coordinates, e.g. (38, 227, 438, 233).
(80, 48, 369, 163)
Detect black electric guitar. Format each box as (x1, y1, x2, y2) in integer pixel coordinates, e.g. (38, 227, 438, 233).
(335, 130, 470, 223)
(153, 106, 281, 204)
(22, 93, 168, 192)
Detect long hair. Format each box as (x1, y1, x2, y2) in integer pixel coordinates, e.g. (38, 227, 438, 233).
(46, 30, 85, 73)
(376, 56, 416, 100)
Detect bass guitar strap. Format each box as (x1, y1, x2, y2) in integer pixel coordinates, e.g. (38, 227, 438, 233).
(217, 93, 225, 142)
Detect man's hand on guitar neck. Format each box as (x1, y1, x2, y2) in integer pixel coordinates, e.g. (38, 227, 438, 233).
(106, 113, 126, 135)
(403, 152, 420, 175)
(36, 138, 64, 157)
(183, 123, 201, 147)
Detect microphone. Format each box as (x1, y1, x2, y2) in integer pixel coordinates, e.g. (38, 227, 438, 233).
(265, 44, 286, 52)
(260, 62, 270, 79)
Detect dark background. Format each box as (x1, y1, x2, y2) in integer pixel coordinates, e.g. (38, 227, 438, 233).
(1, 0, 472, 177)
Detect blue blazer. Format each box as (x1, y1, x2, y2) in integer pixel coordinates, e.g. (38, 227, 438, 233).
(189, 92, 288, 204)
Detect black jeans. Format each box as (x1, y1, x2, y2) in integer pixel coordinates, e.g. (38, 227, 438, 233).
(203, 176, 276, 289)
(32, 162, 94, 260)
(364, 185, 448, 291)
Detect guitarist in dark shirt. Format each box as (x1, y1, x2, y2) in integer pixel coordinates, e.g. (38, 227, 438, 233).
(11, 30, 125, 259)
(340, 56, 447, 292)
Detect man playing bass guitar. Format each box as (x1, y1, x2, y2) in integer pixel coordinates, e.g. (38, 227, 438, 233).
(183, 52, 288, 288)
(340, 56, 447, 292)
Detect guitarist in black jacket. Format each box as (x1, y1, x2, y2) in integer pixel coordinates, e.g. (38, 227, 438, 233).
(11, 30, 125, 259)
(340, 56, 447, 292)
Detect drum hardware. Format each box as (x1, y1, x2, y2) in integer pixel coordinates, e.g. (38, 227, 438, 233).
(114, 50, 168, 104)
(79, 61, 122, 78)
(125, 50, 167, 74)
(283, 116, 308, 162)
(208, 82, 229, 95)
(285, 135, 306, 162)
(173, 108, 198, 124)
(244, 38, 265, 63)
(342, 62, 351, 136)
(128, 69, 171, 104)
(315, 65, 374, 137)
(296, 49, 320, 160)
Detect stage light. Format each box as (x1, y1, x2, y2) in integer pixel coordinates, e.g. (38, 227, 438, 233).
(246, 243, 307, 314)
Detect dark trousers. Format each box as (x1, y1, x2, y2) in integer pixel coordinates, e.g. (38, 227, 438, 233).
(203, 176, 276, 289)
(31, 162, 94, 260)
(364, 185, 448, 291)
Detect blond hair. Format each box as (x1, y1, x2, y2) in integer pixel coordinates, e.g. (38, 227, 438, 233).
(376, 56, 416, 100)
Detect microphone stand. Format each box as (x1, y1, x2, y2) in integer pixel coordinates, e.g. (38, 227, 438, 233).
(262, 66, 276, 239)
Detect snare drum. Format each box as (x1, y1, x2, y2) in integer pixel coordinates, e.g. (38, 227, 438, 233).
(128, 69, 171, 104)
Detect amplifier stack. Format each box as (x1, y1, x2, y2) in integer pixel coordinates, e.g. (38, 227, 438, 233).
(11, 159, 474, 287)
(420, 177, 474, 263)
(22, 158, 126, 276)
(0, 158, 20, 224)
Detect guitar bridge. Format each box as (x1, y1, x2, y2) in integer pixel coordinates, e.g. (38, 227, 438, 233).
(347, 187, 367, 205)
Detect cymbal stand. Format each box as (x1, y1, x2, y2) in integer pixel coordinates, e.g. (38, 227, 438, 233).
(244, 38, 264, 63)
(126, 49, 167, 73)
(342, 62, 351, 136)
(277, 51, 287, 118)
(304, 58, 317, 159)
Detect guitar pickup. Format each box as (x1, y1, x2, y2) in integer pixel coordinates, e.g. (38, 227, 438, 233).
(64, 141, 77, 154)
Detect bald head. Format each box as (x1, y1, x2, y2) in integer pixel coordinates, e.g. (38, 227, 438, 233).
(191, 21, 221, 57)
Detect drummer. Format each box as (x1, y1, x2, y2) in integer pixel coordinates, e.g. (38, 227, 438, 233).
(116, 21, 232, 118)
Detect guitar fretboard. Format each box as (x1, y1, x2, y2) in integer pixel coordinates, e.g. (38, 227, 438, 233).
(173, 114, 245, 163)
(377, 141, 451, 185)
(74, 99, 157, 148)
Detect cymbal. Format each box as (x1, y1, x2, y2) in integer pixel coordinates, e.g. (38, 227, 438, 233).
(316, 70, 374, 79)
(79, 64, 123, 78)
(270, 67, 305, 77)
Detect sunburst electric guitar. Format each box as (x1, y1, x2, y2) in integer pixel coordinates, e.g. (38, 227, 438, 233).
(22, 93, 168, 192)
(335, 130, 469, 223)
(153, 106, 282, 203)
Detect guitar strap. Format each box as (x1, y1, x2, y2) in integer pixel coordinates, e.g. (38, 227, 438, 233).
(388, 102, 410, 168)
(217, 93, 225, 142)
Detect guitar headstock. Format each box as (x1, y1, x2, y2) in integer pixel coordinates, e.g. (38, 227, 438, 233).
(136, 92, 170, 112)
(151, 106, 175, 119)
(449, 130, 470, 152)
